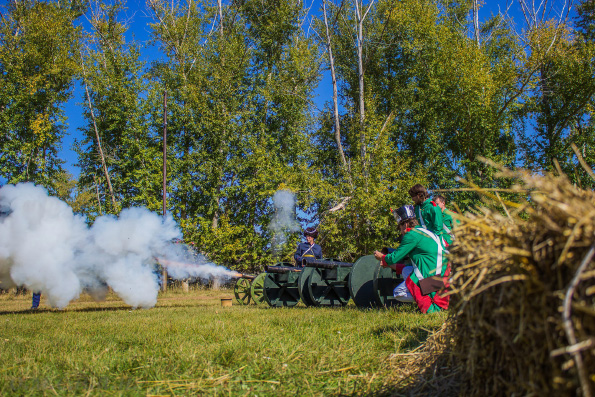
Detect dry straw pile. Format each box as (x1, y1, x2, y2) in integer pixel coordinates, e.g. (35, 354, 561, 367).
(395, 161, 595, 396)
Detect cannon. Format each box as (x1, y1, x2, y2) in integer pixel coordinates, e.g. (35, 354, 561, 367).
(233, 252, 406, 309)
(300, 258, 353, 307)
(231, 262, 293, 306)
(262, 265, 303, 307)
(348, 253, 404, 308)
(231, 273, 257, 305)
(260, 256, 403, 308)
(351, 248, 406, 308)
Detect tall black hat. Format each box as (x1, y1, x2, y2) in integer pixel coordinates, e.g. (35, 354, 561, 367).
(303, 227, 319, 238)
(394, 205, 415, 224)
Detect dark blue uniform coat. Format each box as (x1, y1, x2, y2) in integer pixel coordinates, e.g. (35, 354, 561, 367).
(294, 242, 322, 265)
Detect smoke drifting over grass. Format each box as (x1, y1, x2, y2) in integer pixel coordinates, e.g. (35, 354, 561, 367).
(0, 183, 235, 309)
(268, 190, 300, 254)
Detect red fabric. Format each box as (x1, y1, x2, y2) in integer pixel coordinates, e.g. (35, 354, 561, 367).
(431, 201, 437, 207)
(405, 270, 450, 314)
(381, 255, 388, 268)
(441, 263, 452, 290)
(406, 277, 433, 313)
(434, 263, 451, 307)
(393, 262, 407, 274)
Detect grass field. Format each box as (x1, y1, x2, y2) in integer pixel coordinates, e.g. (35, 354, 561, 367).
(0, 288, 446, 396)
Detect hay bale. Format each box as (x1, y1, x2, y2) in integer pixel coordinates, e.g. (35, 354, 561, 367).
(395, 168, 595, 396)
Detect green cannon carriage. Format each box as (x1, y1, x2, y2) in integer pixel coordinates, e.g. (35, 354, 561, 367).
(232, 262, 291, 306)
(349, 254, 405, 308)
(262, 265, 303, 307)
(232, 253, 406, 308)
(300, 258, 353, 307)
(232, 273, 257, 305)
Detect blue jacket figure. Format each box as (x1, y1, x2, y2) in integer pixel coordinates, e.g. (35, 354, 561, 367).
(294, 227, 323, 266)
(31, 292, 41, 310)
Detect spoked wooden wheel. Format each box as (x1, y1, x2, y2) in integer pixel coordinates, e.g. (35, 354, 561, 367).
(250, 273, 267, 305)
(233, 278, 252, 305)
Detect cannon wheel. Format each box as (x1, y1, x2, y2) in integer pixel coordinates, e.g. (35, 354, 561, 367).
(250, 273, 267, 305)
(263, 272, 301, 307)
(373, 265, 403, 307)
(349, 255, 380, 308)
(233, 278, 252, 305)
(298, 267, 316, 306)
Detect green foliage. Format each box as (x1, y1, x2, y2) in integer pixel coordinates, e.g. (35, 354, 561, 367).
(515, 13, 595, 189)
(146, 0, 321, 269)
(0, 0, 81, 187)
(2, 0, 594, 268)
(52, 171, 95, 214)
(76, 1, 160, 217)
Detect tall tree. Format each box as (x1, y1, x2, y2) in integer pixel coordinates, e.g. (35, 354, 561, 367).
(0, 0, 81, 188)
(148, 0, 321, 270)
(513, 0, 595, 178)
(75, 0, 159, 216)
(310, 0, 424, 259)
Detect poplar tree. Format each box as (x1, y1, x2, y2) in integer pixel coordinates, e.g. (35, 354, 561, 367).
(512, 0, 595, 184)
(0, 0, 81, 188)
(148, 0, 320, 270)
(75, 1, 159, 216)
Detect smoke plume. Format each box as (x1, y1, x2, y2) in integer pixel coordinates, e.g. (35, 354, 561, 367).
(0, 183, 236, 309)
(268, 190, 300, 254)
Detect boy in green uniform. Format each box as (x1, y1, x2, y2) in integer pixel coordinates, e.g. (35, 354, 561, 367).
(408, 184, 444, 243)
(373, 205, 449, 313)
(434, 195, 455, 246)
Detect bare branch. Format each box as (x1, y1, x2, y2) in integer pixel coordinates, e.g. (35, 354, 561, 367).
(323, 0, 348, 171)
(561, 245, 595, 397)
(80, 55, 118, 210)
(328, 196, 351, 212)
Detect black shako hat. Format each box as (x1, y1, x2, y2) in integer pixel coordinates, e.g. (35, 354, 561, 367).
(303, 227, 319, 238)
(395, 205, 415, 224)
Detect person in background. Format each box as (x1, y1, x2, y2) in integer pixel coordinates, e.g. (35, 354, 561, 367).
(434, 194, 455, 247)
(31, 291, 41, 310)
(294, 227, 323, 266)
(408, 184, 443, 241)
(373, 205, 449, 314)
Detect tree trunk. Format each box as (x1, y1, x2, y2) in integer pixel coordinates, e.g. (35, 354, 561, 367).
(354, 0, 374, 184)
(356, 1, 366, 162)
(93, 175, 103, 216)
(323, 0, 348, 171)
(473, 0, 481, 47)
(81, 67, 118, 211)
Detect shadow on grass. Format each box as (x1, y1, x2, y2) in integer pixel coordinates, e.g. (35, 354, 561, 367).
(372, 325, 433, 352)
(0, 305, 135, 316)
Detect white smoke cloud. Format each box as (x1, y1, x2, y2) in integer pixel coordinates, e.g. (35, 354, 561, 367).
(0, 183, 236, 309)
(268, 190, 300, 254)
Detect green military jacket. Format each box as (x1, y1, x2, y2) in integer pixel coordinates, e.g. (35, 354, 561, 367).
(442, 208, 455, 246)
(383, 226, 448, 284)
(414, 198, 443, 240)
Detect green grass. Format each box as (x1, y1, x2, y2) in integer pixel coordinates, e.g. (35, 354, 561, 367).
(0, 288, 446, 396)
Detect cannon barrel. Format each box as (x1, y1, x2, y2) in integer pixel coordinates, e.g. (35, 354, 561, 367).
(231, 272, 256, 280)
(265, 265, 301, 274)
(302, 258, 353, 269)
